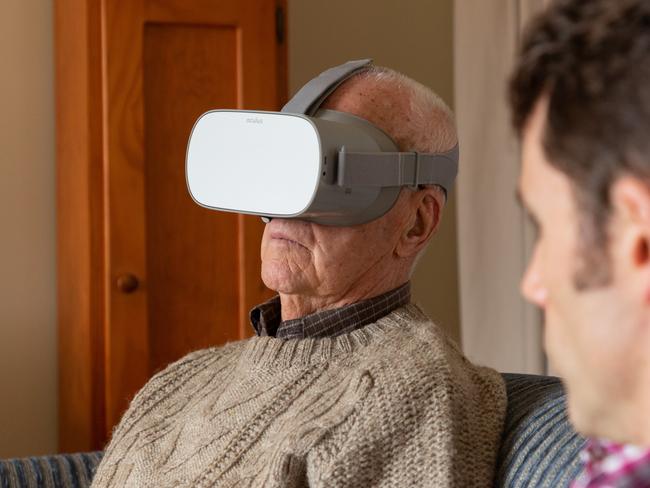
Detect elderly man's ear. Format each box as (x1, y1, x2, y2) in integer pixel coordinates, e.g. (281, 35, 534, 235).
(394, 186, 444, 259)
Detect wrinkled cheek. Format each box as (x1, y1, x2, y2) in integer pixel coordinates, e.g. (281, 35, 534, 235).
(314, 251, 359, 280)
(264, 244, 313, 274)
(261, 252, 313, 292)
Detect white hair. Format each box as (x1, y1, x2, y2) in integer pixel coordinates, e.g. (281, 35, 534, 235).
(355, 66, 458, 154)
(356, 67, 457, 276)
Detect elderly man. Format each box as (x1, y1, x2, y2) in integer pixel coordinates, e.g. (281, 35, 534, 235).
(511, 0, 650, 485)
(91, 64, 505, 487)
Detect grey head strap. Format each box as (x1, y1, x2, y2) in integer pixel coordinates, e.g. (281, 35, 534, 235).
(338, 145, 459, 196)
(282, 59, 460, 197)
(281, 59, 373, 115)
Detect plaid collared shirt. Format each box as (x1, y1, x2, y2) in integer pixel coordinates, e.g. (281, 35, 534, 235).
(249, 282, 411, 339)
(572, 438, 650, 488)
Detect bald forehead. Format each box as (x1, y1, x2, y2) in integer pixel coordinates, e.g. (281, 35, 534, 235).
(321, 71, 457, 156)
(321, 76, 408, 138)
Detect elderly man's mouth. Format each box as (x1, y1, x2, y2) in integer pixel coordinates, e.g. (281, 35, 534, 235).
(269, 232, 309, 250)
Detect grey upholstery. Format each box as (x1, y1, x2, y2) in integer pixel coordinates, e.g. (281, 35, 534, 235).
(0, 452, 102, 488)
(495, 373, 586, 487)
(0, 374, 585, 487)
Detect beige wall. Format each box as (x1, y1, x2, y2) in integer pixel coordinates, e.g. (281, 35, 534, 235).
(455, 0, 545, 373)
(288, 0, 459, 342)
(0, 0, 455, 457)
(0, 0, 57, 457)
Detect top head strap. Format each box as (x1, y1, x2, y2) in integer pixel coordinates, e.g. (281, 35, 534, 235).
(281, 59, 373, 116)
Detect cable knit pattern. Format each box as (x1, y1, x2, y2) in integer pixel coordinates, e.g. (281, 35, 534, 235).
(91, 305, 506, 487)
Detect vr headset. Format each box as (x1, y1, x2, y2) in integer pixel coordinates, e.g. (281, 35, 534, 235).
(186, 59, 458, 226)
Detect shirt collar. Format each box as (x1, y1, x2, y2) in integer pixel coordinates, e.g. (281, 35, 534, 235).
(572, 438, 650, 488)
(249, 282, 411, 340)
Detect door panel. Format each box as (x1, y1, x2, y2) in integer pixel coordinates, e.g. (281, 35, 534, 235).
(143, 24, 241, 372)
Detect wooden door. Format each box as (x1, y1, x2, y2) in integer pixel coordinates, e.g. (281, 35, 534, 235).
(55, 0, 285, 452)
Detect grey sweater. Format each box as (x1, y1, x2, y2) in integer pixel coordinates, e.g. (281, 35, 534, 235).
(91, 304, 506, 487)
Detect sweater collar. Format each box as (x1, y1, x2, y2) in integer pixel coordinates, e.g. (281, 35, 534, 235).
(250, 282, 411, 339)
(242, 303, 433, 369)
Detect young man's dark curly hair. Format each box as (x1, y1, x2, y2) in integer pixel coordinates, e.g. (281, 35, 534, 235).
(509, 0, 650, 288)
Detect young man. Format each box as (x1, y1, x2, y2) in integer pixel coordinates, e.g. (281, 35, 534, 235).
(511, 0, 650, 485)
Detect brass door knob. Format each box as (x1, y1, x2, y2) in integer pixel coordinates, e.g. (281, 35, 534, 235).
(116, 273, 139, 294)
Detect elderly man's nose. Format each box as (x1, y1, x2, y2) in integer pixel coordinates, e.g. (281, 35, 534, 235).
(521, 253, 547, 308)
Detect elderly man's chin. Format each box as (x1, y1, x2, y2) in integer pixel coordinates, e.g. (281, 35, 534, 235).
(260, 261, 299, 294)
(260, 220, 315, 293)
(261, 248, 312, 294)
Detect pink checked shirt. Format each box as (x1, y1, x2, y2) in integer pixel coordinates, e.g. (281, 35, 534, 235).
(572, 438, 650, 488)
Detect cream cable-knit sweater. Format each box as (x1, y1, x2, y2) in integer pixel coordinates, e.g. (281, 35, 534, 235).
(91, 305, 506, 487)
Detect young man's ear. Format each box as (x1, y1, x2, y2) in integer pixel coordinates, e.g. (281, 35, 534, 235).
(611, 177, 650, 270)
(395, 186, 444, 259)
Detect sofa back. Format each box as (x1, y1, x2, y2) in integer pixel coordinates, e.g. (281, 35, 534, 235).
(0, 451, 101, 487)
(495, 373, 585, 486)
